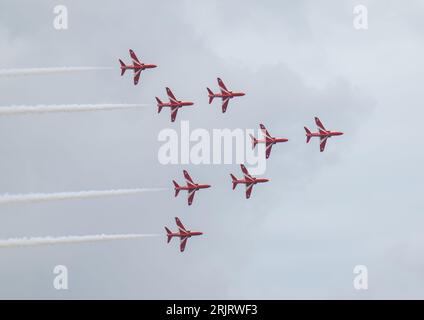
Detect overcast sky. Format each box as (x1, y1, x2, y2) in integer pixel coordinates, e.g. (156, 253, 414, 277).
(0, 0, 423, 299)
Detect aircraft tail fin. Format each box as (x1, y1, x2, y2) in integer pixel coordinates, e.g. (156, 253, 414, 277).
(156, 97, 163, 113)
(165, 227, 172, 243)
(207, 88, 214, 104)
(173, 180, 180, 197)
(249, 134, 258, 149)
(230, 174, 238, 190)
(304, 127, 312, 143)
(119, 59, 126, 76)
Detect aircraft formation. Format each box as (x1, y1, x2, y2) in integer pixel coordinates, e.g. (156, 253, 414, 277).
(118, 49, 344, 252)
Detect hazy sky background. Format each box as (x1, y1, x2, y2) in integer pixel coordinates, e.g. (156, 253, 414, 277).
(0, 0, 423, 299)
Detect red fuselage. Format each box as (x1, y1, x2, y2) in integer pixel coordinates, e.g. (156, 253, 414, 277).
(209, 91, 245, 99)
(175, 184, 211, 191)
(255, 137, 289, 144)
(157, 101, 194, 108)
(234, 178, 269, 185)
(168, 231, 203, 238)
(121, 64, 157, 71)
(306, 131, 344, 138)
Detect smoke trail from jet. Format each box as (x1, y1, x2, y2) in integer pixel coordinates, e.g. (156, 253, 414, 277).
(0, 234, 160, 248)
(0, 188, 166, 205)
(0, 67, 113, 77)
(0, 104, 150, 116)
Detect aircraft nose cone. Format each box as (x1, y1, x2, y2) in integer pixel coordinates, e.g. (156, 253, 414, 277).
(206, 185, 211, 188)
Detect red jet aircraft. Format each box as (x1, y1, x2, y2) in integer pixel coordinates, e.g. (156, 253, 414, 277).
(250, 124, 289, 159)
(165, 217, 203, 252)
(156, 87, 194, 122)
(119, 49, 157, 85)
(304, 117, 344, 152)
(173, 170, 211, 206)
(207, 78, 245, 113)
(230, 164, 269, 199)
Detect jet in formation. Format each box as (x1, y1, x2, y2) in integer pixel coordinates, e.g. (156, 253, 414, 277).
(165, 217, 203, 252)
(173, 170, 211, 206)
(304, 117, 344, 152)
(250, 124, 289, 159)
(230, 164, 269, 199)
(119, 49, 157, 85)
(207, 78, 245, 113)
(156, 87, 194, 122)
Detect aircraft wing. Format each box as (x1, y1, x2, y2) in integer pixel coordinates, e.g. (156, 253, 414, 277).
(188, 189, 196, 206)
(260, 124, 272, 139)
(222, 97, 230, 113)
(246, 183, 254, 199)
(320, 136, 328, 152)
(175, 217, 187, 232)
(240, 164, 253, 180)
(183, 170, 195, 185)
(315, 117, 328, 134)
(133, 69, 142, 85)
(217, 77, 229, 94)
(129, 49, 142, 66)
(180, 236, 188, 252)
(166, 87, 178, 103)
(171, 106, 179, 122)
(265, 142, 273, 159)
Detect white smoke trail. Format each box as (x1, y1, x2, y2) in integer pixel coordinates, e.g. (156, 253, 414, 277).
(0, 67, 113, 77)
(0, 104, 150, 116)
(0, 188, 167, 205)
(0, 234, 160, 248)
